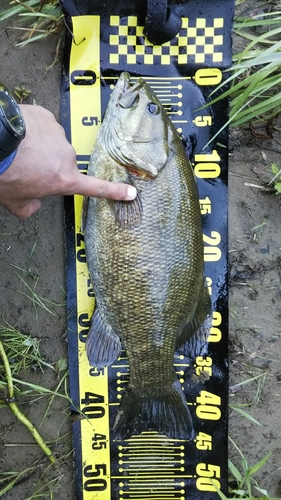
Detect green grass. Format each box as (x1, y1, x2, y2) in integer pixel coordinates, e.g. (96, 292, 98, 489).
(226, 347, 277, 499)
(0, 322, 52, 376)
(0, 449, 73, 498)
(0, 0, 64, 70)
(0, 321, 72, 495)
(217, 438, 273, 499)
(0, 320, 71, 408)
(0, 464, 39, 496)
(0, 0, 63, 45)
(208, 3, 281, 131)
(269, 163, 281, 194)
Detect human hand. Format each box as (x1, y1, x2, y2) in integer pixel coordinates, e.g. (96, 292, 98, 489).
(0, 105, 136, 219)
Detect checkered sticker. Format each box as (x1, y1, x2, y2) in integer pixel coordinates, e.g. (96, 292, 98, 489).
(109, 16, 224, 65)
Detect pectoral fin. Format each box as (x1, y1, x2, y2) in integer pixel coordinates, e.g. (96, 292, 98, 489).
(86, 308, 121, 367)
(114, 173, 143, 229)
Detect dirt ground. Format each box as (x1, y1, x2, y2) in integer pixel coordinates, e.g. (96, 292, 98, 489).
(0, 2, 281, 499)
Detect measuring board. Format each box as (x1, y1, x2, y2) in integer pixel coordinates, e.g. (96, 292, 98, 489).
(61, 1, 233, 498)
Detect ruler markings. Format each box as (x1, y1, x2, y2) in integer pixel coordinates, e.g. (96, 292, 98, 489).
(65, 11, 229, 499)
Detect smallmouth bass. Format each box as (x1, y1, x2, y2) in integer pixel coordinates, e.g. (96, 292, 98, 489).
(84, 72, 211, 439)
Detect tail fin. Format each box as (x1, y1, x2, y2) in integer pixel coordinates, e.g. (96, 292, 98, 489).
(113, 380, 194, 440)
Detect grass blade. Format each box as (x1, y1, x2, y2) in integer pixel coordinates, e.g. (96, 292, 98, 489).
(0, 0, 39, 21)
(248, 452, 271, 476)
(229, 405, 261, 426)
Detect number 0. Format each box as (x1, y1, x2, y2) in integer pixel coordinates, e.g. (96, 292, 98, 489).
(196, 477, 221, 491)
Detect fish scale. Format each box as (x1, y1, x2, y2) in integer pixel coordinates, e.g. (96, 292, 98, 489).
(84, 72, 211, 439)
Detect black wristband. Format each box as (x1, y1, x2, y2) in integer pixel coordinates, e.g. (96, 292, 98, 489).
(0, 85, 26, 161)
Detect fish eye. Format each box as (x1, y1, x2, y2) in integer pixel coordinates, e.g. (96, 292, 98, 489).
(147, 102, 159, 115)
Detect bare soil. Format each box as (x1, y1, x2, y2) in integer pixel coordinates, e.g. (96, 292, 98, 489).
(0, 1, 281, 498)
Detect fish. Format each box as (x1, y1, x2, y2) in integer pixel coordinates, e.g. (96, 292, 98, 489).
(83, 72, 211, 440)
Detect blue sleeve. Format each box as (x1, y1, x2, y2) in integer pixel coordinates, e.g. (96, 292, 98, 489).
(0, 150, 17, 175)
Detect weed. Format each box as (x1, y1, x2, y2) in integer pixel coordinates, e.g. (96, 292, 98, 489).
(251, 220, 268, 242)
(0, 0, 63, 43)
(230, 363, 268, 407)
(229, 405, 261, 426)
(222, 438, 272, 499)
(202, 4, 281, 141)
(0, 320, 72, 470)
(0, 449, 73, 498)
(0, 321, 52, 375)
(10, 239, 66, 318)
(0, 338, 55, 462)
(268, 163, 281, 194)
(14, 83, 32, 102)
(0, 463, 40, 496)
(0, 0, 64, 69)
(12, 269, 66, 319)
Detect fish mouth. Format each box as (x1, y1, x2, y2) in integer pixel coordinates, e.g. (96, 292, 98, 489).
(116, 72, 142, 109)
(117, 72, 131, 93)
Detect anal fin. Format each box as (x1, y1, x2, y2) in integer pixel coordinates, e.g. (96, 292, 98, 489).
(86, 308, 121, 367)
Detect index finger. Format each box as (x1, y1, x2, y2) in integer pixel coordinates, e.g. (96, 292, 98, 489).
(69, 172, 137, 201)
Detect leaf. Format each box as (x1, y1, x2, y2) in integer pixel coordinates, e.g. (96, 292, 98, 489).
(230, 488, 247, 496)
(271, 163, 280, 175)
(248, 452, 271, 476)
(0, 0, 38, 21)
(14, 84, 32, 101)
(230, 405, 261, 426)
(275, 182, 281, 194)
(228, 459, 243, 482)
(56, 357, 68, 373)
(212, 489, 228, 500)
(254, 485, 269, 497)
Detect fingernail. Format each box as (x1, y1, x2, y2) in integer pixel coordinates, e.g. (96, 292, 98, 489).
(125, 186, 137, 200)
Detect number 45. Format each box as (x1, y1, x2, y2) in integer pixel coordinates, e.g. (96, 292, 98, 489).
(195, 432, 212, 451)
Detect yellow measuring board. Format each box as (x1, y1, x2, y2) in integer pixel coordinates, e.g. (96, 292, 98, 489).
(69, 16, 111, 499)
(63, 4, 231, 497)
